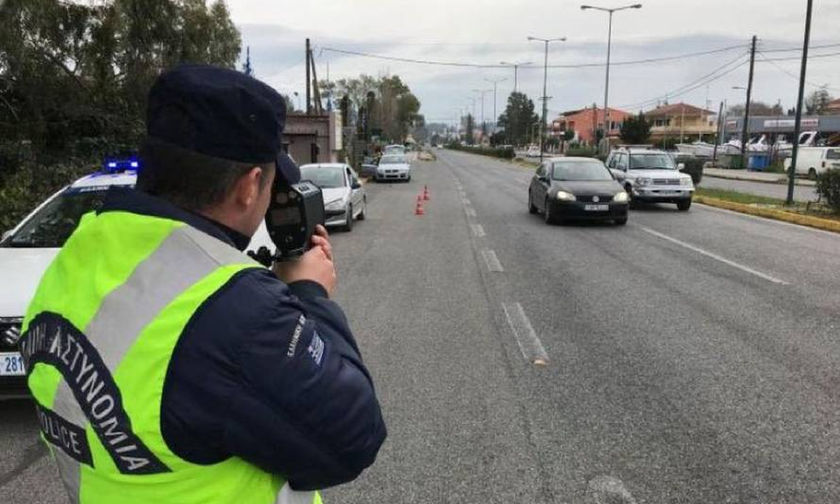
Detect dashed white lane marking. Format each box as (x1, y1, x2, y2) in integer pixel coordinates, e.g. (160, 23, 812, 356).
(466, 207, 477, 217)
(501, 302, 549, 365)
(639, 225, 790, 285)
(471, 224, 485, 237)
(463, 198, 472, 206)
(588, 475, 637, 504)
(481, 249, 504, 272)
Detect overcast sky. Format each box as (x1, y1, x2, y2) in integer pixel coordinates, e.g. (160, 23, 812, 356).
(226, 0, 840, 124)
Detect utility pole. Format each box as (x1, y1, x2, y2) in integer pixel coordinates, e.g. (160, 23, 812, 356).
(305, 38, 311, 114)
(485, 78, 507, 133)
(499, 62, 531, 93)
(787, 0, 813, 205)
(528, 36, 566, 163)
(582, 3, 642, 154)
(713, 100, 724, 161)
(740, 35, 757, 159)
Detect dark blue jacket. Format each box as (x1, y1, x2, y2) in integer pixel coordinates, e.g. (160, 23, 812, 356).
(102, 189, 386, 491)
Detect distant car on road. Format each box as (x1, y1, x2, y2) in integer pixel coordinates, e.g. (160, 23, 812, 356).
(606, 147, 694, 211)
(525, 145, 541, 158)
(528, 157, 629, 225)
(784, 146, 840, 180)
(300, 163, 367, 231)
(376, 154, 412, 182)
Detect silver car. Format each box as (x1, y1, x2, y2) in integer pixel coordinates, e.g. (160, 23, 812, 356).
(606, 147, 695, 211)
(300, 163, 367, 231)
(376, 154, 411, 182)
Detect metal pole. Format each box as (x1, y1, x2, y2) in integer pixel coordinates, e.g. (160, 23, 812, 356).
(741, 35, 757, 158)
(305, 38, 311, 114)
(602, 11, 613, 154)
(540, 40, 549, 163)
(787, 0, 813, 205)
(713, 100, 724, 162)
(514, 65, 518, 93)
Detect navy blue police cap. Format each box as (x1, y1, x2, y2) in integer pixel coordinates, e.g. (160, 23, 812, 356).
(146, 64, 299, 184)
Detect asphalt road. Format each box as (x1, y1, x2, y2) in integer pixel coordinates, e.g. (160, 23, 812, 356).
(3, 149, 840, 503)
(699, 175, 819, 202)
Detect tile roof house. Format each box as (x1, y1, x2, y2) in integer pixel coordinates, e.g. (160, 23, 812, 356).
(644, 102, 717, 141)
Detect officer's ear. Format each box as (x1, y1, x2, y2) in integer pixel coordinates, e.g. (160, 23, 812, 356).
(233, 166, 266, 209)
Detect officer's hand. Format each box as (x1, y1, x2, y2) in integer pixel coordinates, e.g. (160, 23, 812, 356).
(310, 225, 333, 261)
(273, 243, 337, 296)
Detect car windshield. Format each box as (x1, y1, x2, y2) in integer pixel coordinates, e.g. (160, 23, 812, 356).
(300, 166, 346, 188)
(552, 161, 612, 181)
(827, 149, 840, 160)
(384, 146, 405, 154)
(629, 153, 676, 170)
(380, 156, 406, 164)
(1, 188, 112, 248)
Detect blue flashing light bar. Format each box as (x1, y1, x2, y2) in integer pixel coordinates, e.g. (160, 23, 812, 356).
(102, 156, 140, 173)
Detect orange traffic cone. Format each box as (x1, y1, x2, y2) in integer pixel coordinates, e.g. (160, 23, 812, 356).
(415, 195, 425, 215)
(423, 185, 430, 201)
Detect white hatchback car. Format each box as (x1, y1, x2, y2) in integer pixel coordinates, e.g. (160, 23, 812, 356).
(300, 163, 367, 231)
(375, 154, 411, 182)
(0, 164, 279, 397)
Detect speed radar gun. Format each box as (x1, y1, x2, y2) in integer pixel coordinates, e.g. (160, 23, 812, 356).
(249, 178, 325, 266)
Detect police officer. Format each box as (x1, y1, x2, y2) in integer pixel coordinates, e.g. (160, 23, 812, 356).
(20, 65, 386, 503)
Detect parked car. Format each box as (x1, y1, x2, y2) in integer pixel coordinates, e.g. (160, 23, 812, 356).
(0, 162, 281, 399)
(525, 145, 541, 158)
(383, 144, 406, 156)
(784, 146, 840, 180)
(528, 157, 629, 225)
(606, 147, 694, 211)
(375, 154, 412, 182)
(300, 163, 367, 231)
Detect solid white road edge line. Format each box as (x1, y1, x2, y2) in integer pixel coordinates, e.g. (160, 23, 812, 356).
(466, 207, 477, 217)
(639, 225, 790, 285)
(481, 249, 504, 272)
(501, 302, 549, 365)
(471, 224, 486, 237)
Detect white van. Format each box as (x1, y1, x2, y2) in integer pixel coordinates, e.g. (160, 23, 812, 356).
(784, 147, 840, 179)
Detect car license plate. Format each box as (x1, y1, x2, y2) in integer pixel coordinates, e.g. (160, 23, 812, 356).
(0, 352, 25, 376)
(584, 204, 609, 211)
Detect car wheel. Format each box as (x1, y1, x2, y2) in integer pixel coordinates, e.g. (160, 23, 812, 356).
(406, 175, 412, 183)
(614, 217, 628, 226)
(343, 205, 354, 231)
(358, 198, 367, 220)
(677, 199, 692, 212)
(544, 198, 555, 225)
(808, 168, 817, 180)
(528, 190, 537, 214)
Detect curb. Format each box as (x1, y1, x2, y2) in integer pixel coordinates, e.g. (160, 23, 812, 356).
(694, 195, 840, 233)
(704, 173, 816, 187)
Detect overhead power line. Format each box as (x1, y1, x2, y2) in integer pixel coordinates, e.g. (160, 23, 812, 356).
(320, 43, 747, 70)
(760, 42, 840, 53)
(617, 52, 749, 110)
(756, 51, 840, 92)
(756, 50, 840, 62)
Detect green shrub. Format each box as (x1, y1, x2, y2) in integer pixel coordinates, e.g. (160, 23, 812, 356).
(816, 169, 840, 213)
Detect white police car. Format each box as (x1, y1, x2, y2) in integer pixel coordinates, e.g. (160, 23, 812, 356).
(0, 161, 275, 398)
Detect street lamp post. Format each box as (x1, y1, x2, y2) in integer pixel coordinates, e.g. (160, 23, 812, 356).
(581, 3, 642, 153)
(527, 36, 566, 163)
(499, 61, 532, 93)
(473, 88, 493, 139)
(485, 78, 507, 134)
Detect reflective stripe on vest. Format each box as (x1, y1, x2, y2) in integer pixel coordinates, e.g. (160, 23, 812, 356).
(22, 211, 321, 504)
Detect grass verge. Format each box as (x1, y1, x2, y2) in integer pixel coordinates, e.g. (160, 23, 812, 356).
(694, 188, 840, 233)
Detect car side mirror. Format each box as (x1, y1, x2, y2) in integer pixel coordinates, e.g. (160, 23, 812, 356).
(677, 162, 685, 171)
(351, 181, 362, 189)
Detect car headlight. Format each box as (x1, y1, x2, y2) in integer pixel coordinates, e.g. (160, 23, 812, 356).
(613, 191, 629, 203)
(324, 199, 345, 211)
(556, 190, 576, 201)
(682, 177, 694, 187)
(635, 177, 652, 186)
